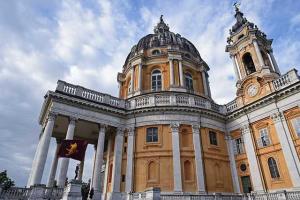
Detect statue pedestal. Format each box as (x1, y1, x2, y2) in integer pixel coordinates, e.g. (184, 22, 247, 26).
(62, 180, 82, 200)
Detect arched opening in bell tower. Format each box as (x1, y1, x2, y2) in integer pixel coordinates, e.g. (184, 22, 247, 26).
(242, 53, 256, 75)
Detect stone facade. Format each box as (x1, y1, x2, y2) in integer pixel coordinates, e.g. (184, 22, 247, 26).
(24, 8, 300, 200)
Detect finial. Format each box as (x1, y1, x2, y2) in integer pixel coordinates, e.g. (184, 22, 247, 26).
(233, 2, 241, 12)
(160, 15, 164, 22)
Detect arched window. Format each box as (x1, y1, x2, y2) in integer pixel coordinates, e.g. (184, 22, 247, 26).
(242, 53, 256, 75)
(151, 70, 162, 91)
(184, 160, 192, 181)
(185, 73, 193, 91)
(268, 157, 280, 179)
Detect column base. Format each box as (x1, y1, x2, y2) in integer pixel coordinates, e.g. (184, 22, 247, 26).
(91, 190, 102, 200)
(106, 192, 123, 200)
(62, 180, 83, 200)
(28, 184, 46, 200)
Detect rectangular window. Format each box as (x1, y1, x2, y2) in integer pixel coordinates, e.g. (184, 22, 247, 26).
(209, 131, 218, 145)
(258, 128, 271, 148)
(292, 117, 300, 137)
(234, 138, 244, 155)
(146, 127, 158, 143)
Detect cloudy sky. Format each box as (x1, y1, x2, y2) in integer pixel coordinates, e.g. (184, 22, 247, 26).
(0, 0, 299, 186)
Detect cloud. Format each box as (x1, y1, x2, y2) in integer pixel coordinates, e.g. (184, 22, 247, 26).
(0, 0, 299, 186)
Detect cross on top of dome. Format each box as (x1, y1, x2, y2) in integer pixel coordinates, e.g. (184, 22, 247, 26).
(154, 15, 170, 34)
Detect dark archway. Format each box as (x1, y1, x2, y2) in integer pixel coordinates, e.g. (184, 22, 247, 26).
(242, 53, 256, 75)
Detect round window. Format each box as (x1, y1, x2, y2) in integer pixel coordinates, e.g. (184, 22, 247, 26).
(240, 164, 247, 172)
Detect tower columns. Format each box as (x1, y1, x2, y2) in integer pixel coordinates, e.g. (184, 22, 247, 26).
(125, 127, 135, 193)
(29, 112, 56, 186)
(253, 40, 265, 69)
(241, 124, 264, 192)
(169, 59, 174, 86)
(269, 51, 280, 74)
(47, 140, 61, 187)
(179, 60, 184, 87)
(92, 124, 106, 198)
(271, 112, 300, 188)
(231, 55, 241, 80)
(57, 117, 77, 187)
(225, 135, 241, 193)
(170, 123, 182, 192)
(192, 124, 206, 193)
(103, 135, 112, 195)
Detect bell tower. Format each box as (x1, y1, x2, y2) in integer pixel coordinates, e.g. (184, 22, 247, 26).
(226, 5, 281, 104)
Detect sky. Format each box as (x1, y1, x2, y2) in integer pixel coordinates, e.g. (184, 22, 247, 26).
(0, 0, 299, 187)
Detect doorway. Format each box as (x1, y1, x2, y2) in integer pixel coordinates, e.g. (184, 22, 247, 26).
(241, 176, 252, 193)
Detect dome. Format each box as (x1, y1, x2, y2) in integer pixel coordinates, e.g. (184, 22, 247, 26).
(124, 15, 202, 67)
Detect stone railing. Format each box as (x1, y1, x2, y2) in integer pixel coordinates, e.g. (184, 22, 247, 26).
(55, 80, 226, 114)
(56, 80, 126, 109)
(272, 69, 299, 91)
(0, 187, 31, 199)
(225, 99, 238, 113)
(127, 93, 226, 114)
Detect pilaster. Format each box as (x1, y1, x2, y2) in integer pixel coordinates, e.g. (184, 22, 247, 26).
(241, 124, 264, 192)
(125, 126, 135, 193)
(271, 112, 300, 188)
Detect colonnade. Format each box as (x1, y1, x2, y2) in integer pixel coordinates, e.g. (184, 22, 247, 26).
(27, 111, 213, 196)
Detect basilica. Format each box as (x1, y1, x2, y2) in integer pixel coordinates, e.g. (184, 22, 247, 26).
(24, 6, 300, 200)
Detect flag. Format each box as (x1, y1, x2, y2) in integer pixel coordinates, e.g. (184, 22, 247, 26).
(58, 140, 88, 161)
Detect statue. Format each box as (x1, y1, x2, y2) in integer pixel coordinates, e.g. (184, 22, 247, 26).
(160, 15, 163, 22)
(74, 163, 80, 180)
(233, 2, 241, 11)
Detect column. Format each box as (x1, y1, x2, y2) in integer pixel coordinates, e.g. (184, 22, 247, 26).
(103, 135, 112, 195)
(169, 59, 174, 86)
(57, 117, 77, 187)
(27, 130, 43, 187)
(170, 122, 182, 192)
(111, 127, 124, 194)
(78, 159, 84, 181)
(179, 60, 184, 87)
(125, 127, 135, 193)
(231, 55, 241, 80)
(269, 51, 280, 74)
(241, 124, 264, 192)
(225, 135, 241, 193)
(271, 112, 300, 188)
(201, 71, 208, 96)
(90, 146, 97, 189)
(267, 53, 276, 72)
(130, 65, 135, 93)
(30, 112, 56, 186)
(253, 40, 264, 68)
(206, 74, 212, 98)
(92, 124, 106, 198)
(138, 63, 142, 91)
(46, 140, 61, 187)
(192, 124, 205, 193)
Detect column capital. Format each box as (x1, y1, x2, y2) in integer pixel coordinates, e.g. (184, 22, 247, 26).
(271, 112, 284, 123)
(240, 124, 250, 134)
(225, 135, 233, 141)
(99, 124, 107, 131)
(47, 112, 57, 122)
(192, 124, 200, 133)
(127, 127, 135, 136)
(69, 116, 78, 125)
(116, 127, 125, 136)
(170, 122, 180, 132)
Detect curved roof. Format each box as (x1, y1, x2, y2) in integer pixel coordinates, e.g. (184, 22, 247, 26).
(124, 16, 202, 67)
